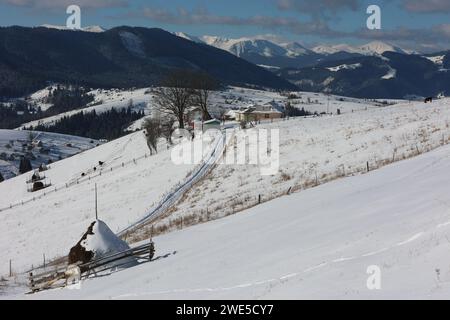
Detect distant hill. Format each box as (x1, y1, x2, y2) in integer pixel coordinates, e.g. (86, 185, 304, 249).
(0, 129, 96, 180)
(0, 26, 296, 98)
(276, 51, 450, 99)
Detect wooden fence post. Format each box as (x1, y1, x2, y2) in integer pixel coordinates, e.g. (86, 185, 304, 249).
(9, 259, 12, 277)
(367, 161, 370, 172)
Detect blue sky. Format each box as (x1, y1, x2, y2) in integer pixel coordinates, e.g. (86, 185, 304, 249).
(0, 0, 449, 52)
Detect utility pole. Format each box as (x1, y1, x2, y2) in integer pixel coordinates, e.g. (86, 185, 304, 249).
(95, 183, 98, 220)
(327, 94, 330, 114)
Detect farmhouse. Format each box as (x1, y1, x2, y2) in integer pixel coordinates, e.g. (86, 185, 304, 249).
(235, 104, 283, 122)
(193, 118, 221, 132)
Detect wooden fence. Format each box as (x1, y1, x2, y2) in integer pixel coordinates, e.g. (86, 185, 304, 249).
(28, 241, 154, 293)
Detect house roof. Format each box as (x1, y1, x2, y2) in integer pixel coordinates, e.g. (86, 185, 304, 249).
(236, 105, 282, 114)
(204, 119, 221, 124)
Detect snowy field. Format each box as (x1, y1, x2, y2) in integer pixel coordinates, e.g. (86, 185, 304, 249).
(0, 129, 96, 180)
(18, 86, 393, 130)
(147, 98, 450, 235)
(20, 87, 152, 129)
(1, 87, 449, 299)
(13, 142, 450, 299)
(0, 131, 201, 278)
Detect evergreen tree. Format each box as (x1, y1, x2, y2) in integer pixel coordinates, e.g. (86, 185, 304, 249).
(19, 157, 32, 174)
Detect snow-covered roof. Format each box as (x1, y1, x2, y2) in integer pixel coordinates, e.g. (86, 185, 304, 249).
(236, 104, 282, 114)
(204, 119, 221, 124)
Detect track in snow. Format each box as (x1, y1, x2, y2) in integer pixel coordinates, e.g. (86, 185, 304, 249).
(118, 131, 228, 237)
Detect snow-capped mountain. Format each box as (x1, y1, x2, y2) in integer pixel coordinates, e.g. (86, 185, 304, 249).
(175, 33, 417, 70)
(175, 33, 312, 58)
(358, 41, 407, 55)
(277, 50, 450, 99)
(279, 42, 312, 56)
(40, 24, 106, 33)
(312, 41, 408, 56)
(175, 32, 411, 58)
(312, 44, 361, 55)
(173, 32, 204, 44)
(0, 26, 295, 98)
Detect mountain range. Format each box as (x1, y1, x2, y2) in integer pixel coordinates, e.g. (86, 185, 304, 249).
(176, 32, 450, 99)
(0, 26, 295, 98)
(277, 52, 450, 99)
(174, 32, 414, 68)
(0, 25, 449, 100)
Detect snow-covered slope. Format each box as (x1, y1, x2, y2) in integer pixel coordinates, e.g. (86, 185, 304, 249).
(0, 129, 97, 180)
(20, 141, 450, 299)
(19, 88, 152, 129)
(0, 131, 198, 277)
(18, 86, 385, 130)
(175, 33, 312, 58)
(312, 43, 361, 55)
(312, 41, 407, 56)
(176, 33, 408, 58)
(202, 36, 288, 57)
(358, 41, 406, 55)
(40, 24, 105, 33)
(150, 98, 450, 235)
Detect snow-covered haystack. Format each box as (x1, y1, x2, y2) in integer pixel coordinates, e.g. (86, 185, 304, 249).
(68, 220, 137, 272)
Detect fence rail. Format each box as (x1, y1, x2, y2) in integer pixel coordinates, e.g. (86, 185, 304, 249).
(28, 241, 154, 293)
(0, 152, 153, 213)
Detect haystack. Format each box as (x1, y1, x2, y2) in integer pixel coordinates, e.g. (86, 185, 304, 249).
(68, 220, 136, 272)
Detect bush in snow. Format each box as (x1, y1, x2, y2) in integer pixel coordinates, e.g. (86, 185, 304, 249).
(19, 157, 32, 174)
(143, 118, 162, 154)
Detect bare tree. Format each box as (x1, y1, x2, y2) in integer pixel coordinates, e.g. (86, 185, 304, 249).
(161, 117, 176, 145)
(192, 72, 219, 122)
(143, 118, 162, 155)
(153, 70, 196, 129)
(216, 106, 227, 124)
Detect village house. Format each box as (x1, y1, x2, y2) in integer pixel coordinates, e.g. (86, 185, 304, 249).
(185, 107, 203, 129)
(235, 104, 283, 122)
(194, 118, 221, 132)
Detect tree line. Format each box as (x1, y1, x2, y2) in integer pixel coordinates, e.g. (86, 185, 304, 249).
(0, 85, 94, 129)
(153, 70, 219, 129)
(143, 69, 219, 154)
(26, 108, 144, 140)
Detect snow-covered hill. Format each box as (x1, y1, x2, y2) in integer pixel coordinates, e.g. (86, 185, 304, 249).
(19, 138, 450, 299)
(18, 86, 387, 130)
(148, 98, 450, 237)
(0, 129, 97, 180)
(0, 131, 202, 277)
(19, 87, 153, 129)
(2, 89, 450, 299)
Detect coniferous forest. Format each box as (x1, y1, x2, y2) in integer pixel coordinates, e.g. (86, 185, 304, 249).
(27, 108, 144, 140)
(0, 86, 94, 129)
